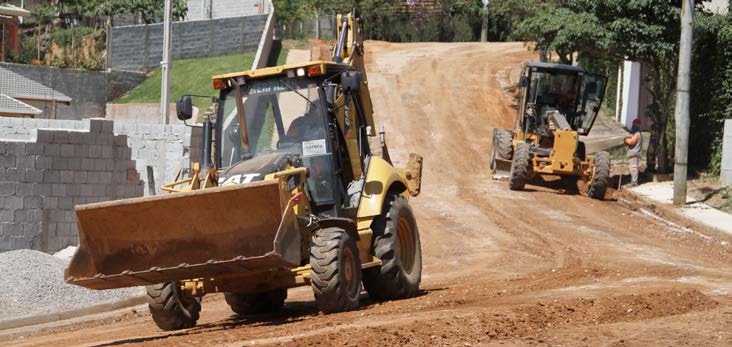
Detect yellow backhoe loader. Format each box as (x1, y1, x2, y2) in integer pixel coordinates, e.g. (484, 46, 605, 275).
(65, 9, 424, 331)
(491, 62, 609, 199)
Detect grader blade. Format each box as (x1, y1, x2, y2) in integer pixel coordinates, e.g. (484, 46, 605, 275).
(492, 158, 512, 179)
(65, 180, 302, 290)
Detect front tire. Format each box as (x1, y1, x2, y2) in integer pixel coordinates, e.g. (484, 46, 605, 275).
(363, 194, 422, 301)
(146, 282, 201, 331)
(224, 289, 287, 316)
(310, 227, 362, 313)
(588, 151, 610, 200)
(509, 142, 531, 190)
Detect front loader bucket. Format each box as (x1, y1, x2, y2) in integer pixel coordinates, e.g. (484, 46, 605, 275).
(65, 180, 301, 290)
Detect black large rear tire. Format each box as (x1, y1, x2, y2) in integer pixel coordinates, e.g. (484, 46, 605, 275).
(146, 282, 201, 331)
(509, 142, 531, 190)
(363, 194, 422, 301)
(224, 289, 287, 316)
(310, 227, 361, 313)
(588, 151, 610, 200)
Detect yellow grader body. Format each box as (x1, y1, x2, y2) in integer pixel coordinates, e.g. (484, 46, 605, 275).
(490, 62, 610, 199)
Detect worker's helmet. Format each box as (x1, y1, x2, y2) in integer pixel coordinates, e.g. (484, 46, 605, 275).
(632, 118, 641, 126)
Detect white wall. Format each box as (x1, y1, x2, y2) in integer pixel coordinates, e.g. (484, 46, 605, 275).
(722, 119, 732, 186)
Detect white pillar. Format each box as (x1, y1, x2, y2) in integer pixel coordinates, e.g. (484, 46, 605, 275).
(160, 0, 173, 125)
(615, 64, 623, 122)
(722, 119, 732, 186)
(620, 60, 641, 129)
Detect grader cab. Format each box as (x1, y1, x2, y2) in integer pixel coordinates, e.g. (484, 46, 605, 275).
(491, 62, 610, 199)
(65, 9, 424, 331)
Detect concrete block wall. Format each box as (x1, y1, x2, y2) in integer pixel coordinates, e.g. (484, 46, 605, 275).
(722, 119, 732, 186)
(0, 63, 147, 120)
(188, 0, 264, 21)
(0, 117, 202, 253)
(0, 118, 143, 252)
(109, 14, 267, 71)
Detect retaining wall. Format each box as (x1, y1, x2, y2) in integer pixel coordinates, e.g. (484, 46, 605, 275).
(109, 14, 267, 71)
(187, 0, 264, 21)
(0, 63, 146, 120)
(0, 117, 202, 253)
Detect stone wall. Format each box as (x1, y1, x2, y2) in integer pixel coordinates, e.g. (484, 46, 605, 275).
(109, 14, 267, 71)
(0, 117, 203, 253)
(722, 119, 732, 186)
(0, 63, 147, 120)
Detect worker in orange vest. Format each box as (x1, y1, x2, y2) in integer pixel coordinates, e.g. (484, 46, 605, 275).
(625, 118, 643, 187)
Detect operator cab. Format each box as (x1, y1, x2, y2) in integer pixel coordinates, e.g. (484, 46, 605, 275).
(205, 62, 370, 217)
(517, 62, 606, 139)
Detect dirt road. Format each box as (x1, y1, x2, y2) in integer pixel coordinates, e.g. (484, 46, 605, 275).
(4, 42, 731, 346)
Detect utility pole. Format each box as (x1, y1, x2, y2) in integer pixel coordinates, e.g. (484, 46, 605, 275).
(160, 0, 173, 125)
(673, 0, 693, 205)
(480, 0, 489, 42)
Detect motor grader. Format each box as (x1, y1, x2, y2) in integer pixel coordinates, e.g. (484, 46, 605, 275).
(491, 62, 610, 199)
(65, 9, 424, 331)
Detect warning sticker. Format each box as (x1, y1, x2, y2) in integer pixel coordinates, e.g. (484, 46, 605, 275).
(302, 139, 327, 157)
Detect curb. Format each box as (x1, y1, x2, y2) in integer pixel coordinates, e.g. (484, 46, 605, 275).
(0, 295, 146, 331)
(619, 188, 731, 237)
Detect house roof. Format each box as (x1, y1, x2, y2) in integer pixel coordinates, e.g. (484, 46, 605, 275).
(0, 4, 31, 17)
(0, 93, 42, 116)
(0, 67, 72, 104)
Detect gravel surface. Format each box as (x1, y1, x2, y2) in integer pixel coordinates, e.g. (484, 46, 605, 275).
(0, 249, 143, 322)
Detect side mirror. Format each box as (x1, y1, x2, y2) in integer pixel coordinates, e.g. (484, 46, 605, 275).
(341, 71, 363, 94)
(176, 96, 193, 121)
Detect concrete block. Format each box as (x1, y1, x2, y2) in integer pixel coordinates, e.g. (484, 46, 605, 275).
(100, 172, 112, 184)
(88, 171, 100, 183)
(83, 133, 96, 145)
(82, 158, 95, 170)
(11, 237, 31, 250)
(16, 183, 35, 195)
(24, 196, 42, 209)
(0, 155, 16, 167)
(3, 168, 24, 181)
(6, 141, 27, 155)
(93, 184, 106, 196)
(34, 183, 53, 196)
(102, 146, 113, 159)
(60, 170, 74, 183)
(61, 144, 75, 157)
(102, 120, 114, 134)
(43, 170, 60, 183)
(81, 184, 93, 196)
(5, 196, 23, 209)
(73, 171, 88, 184)
(35, 156, 52, 169)
(59, 197, 74, 209)
(0, 182, 15, 195)
(42, 197, 58, 209)
(0, 142, 5, 154)
(35, 130, 54, 143)
(6, 223, 22, 237)
(52, 184, 66, 196)
(67, 158, 82, 170)
(16, 156, 36, 169)
(14, 209, 33, 223)
(69, 131, 85, 144)
(51, 157, 68, 170)
(93, 159, 107, 171)
(44, 143, 60, 156)
(53, 131, 70, 144)
(89, 145, 102, 158)
(67, 183, 81, 196)
(0, 210, 11, 222)
(26, 143, 44, 155)
(25, 169, 44, 183)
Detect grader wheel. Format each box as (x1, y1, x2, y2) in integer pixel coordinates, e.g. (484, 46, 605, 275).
(588, 151, 611, 200)
(363, 194, 422, 300)
(146, 282, 201, 331)
(509, 142, 531, 190)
